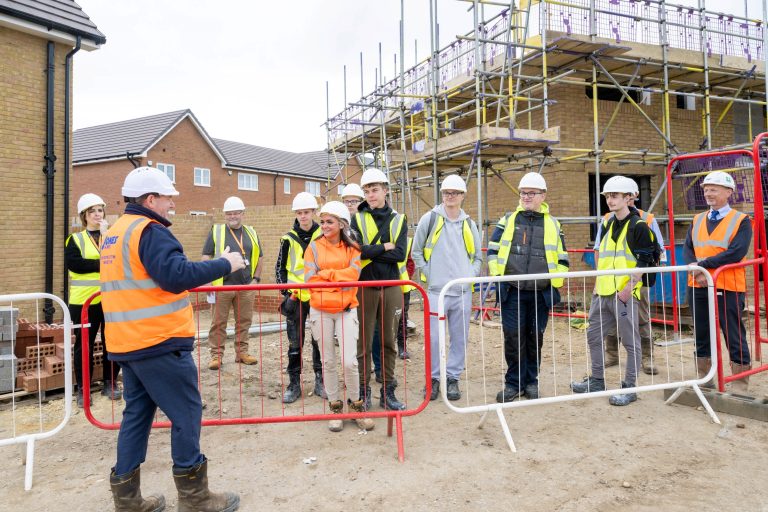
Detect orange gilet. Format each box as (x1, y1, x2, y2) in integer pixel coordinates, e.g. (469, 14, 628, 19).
(99, 214, 195, 353)
(687, 209, 749, 292)
(303, 236, 362, 314)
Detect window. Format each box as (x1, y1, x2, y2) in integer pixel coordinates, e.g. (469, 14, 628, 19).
(194, 167, 211, 187)
(284, 178, 291, 194)
(676, 94, 696, 110)
(157, 163, 175, 183)
(584, 84, 641, 103)
(305, 181, 320, 196)
(337, 184, 346, 195)
(238, 172, 258, 191)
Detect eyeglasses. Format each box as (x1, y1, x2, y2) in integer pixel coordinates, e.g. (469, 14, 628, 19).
(343, 199, 361, 206)
(442, 191, 464, 197)
(519, 191, 543, 198)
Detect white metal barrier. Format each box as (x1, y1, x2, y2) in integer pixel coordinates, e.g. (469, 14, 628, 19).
(0, 293, 72, 490)
(436, 266, 719, 452)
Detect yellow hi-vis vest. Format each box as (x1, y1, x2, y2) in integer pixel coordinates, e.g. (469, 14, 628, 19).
(487, 205, 568, 288)
(210, 224, 260, 286)
(281, 227, 322, 302)
(420, 213, 477, 283)
(354, 211, 406, 269)
(398, 237, 415, 292)
(596, 218, 643, 299)
(67, 230, 102, 305)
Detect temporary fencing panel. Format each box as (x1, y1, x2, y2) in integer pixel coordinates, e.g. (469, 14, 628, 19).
(436, 267, 719, 453)
(0, 293, 72, 490)
(81, 280, 430, 462)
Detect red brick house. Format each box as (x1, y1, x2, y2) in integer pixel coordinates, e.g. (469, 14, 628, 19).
(72, 109, 342, 215)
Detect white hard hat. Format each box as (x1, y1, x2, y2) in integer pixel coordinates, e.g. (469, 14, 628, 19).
(77, 193, 105, 214)
(341, 183, 364, 199)
(518, 172, 547, 191)
(701, 171, 736, 190)
(319, 200, 351, 224)
(223, 196, 246, 212)
(292, 191, 319, 211)
(629, 178, 640, 197)
(601, 176, 636, 195)
(360, 167, 389, 187)
(441, 175, 467, 192)
(122, 166, 179, 198)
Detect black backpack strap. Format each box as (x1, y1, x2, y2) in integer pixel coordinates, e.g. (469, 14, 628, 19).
(286, 231, 307, 251)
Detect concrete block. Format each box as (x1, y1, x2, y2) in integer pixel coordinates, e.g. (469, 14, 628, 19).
(0, 323, 18, 339)
(0, 376, 14, 393)
(0, 306, 19, 325)
(0, 340, 12, 355)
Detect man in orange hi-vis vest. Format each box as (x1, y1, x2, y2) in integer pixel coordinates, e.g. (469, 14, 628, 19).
(683, 170, 752, 394)
(100, 167, 243, 512)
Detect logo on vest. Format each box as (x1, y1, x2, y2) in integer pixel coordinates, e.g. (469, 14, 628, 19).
(102, 235, 119, 250)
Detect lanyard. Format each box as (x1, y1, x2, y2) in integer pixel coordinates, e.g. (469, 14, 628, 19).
(87, 232, 101, 254)
(228, 226, 246, 256)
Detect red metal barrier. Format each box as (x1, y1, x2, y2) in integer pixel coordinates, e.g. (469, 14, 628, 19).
(81, 279, 431, 462)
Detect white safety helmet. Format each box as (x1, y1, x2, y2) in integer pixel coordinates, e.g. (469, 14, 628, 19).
(601, 175, 636, 195)
(701, 170, 736, 190)
(340, 183, 364, 199)
(223, 196, 246, 212)
(441, 175, 467, 192)
(360, 167, 389, 187)
(518, 172, 547, 191)
(122, 166, 179, 198)
(292, 191, 319, 211)
(319, 200, 351, 224)
(630, 179, 640, 197)
(77, 193, 105, 214)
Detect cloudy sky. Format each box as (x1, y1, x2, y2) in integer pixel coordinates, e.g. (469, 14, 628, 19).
(73, 0, 764, 153)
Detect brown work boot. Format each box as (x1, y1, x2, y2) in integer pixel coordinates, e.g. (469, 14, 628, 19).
(234, 353, 258, 365)
(328, 400, 344, 432)
(110, 467, 166, 512)
(696, 357, 715, 389)
(173, 459, 239, 512)
(730, 362, 751, 395)
(641, 338, 658, 375)
(603, 350, 619, 368)
(348, 398, 374, 431)
(208, 357, 222, 371)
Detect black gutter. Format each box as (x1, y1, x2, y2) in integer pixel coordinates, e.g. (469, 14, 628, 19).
(62, 36, 81, 304)
(43, 41, 56, 323)
(0, 7, 106, 45)
(273, 174, 279, 205)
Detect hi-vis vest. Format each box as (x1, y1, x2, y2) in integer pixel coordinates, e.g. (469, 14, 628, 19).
(354, 211, 406, 270)
(210, 224, 260, 286)
(688, 209, 748, 292)
(282, 227, 322, 302)
(398, 237, 415, 292)
(99, 214, 195, 353)
(487, 205, 568, 288)
(420, 213, 477, 284)
(67, 230, 101, 305)
(596, 218, 642, 299)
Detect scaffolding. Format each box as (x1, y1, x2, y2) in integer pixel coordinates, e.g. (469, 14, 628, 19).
(324, 0, 768, 242)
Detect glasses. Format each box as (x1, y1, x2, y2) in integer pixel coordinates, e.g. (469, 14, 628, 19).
(519, 191, 543, 198)
(442, 191, 464, 197)
(343, 199, 361, 206)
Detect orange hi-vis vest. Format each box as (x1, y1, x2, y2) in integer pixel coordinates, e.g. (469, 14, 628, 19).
(688, 209, 748, 292)
(100, 214, 195, 353)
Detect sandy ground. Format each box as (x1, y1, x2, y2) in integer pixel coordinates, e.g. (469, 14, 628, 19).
(2, 307, 768, 511)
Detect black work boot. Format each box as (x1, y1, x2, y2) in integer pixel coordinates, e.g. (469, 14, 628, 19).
(379, 383, 406, 411)
(359, 385, 372, 411)
(282, 374, 302, 404)
(173, 459, 239, 512)
(110, 467, 165, 512)
(397, 340, 410, 360)
(313, 371, 327, 399)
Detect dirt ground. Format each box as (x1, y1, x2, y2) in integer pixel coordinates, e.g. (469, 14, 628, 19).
(2, 307, 768, 511)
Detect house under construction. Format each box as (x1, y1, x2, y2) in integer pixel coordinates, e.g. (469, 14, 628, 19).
(323, 0, 768, 254)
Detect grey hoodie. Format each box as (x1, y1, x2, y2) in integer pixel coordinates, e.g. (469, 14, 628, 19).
(411, 203, 483, 295)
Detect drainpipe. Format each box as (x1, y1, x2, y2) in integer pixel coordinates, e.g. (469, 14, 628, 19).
(63, 36, 81, 304)
(273, 173, 279, 205)
(43, 41, 56, 323)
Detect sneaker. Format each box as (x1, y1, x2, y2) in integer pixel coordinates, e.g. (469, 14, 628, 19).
(208, 357, 221, 371)
(570, 376, 605, 394)
(235, 353, 258, 365)
(609, 381, 638, 406)
(424, 378, 440, 401)
(496, 385, 523, 403)
(524, 383, 539, 400)
(446, 379, 461, 401)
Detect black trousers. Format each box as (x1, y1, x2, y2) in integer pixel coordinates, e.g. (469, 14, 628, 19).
(285, 299, 322, 376)
(690, 286, 750, 366)
(68, 302, 121, 390)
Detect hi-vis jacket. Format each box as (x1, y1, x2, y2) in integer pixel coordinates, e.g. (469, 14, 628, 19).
(67, 230, 101, 305)
(281, 227, 322, 302)
(687, 209, 749, 292)
(304, 236, 362, 313)
(596, 217, 643, 299)
(209, 224, 260, 286)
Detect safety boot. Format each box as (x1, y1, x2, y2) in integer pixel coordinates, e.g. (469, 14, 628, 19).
(379, 383, 406, 411)
(696, 357, 715, 389)
(328, 400, 344, 432)
(496, 384, 523, 403)
(208, 357, 222, 371)
(110, 467, 165, 512)
(446, 378, 461, 401)
(730, 363, 751, 394)
(641, 339, 658, 375)
(570, 376, 605, 394)
(313, 371, 327, 399)
(102, 380, 123, 400)
(608, 381, 638, 406)
(282, 374, 302, 404)
(173, 459, 239, 512)
(234, 353, 258, 365)
(348, 399, 375, 430)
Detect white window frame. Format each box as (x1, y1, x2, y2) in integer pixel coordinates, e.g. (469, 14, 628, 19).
(305, 181, 320, 196)
(284, 177, 291, 194)
(238, 172, 259, 191)
(157, 163, 175, 183)
(337, 184, 346, 195)
(194, 167, 211, 187)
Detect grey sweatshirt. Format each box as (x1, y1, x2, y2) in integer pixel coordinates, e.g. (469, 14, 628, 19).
(412, 203, 483, 295)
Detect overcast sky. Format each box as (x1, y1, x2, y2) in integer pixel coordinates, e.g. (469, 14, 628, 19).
(73, 0, 764, 154)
